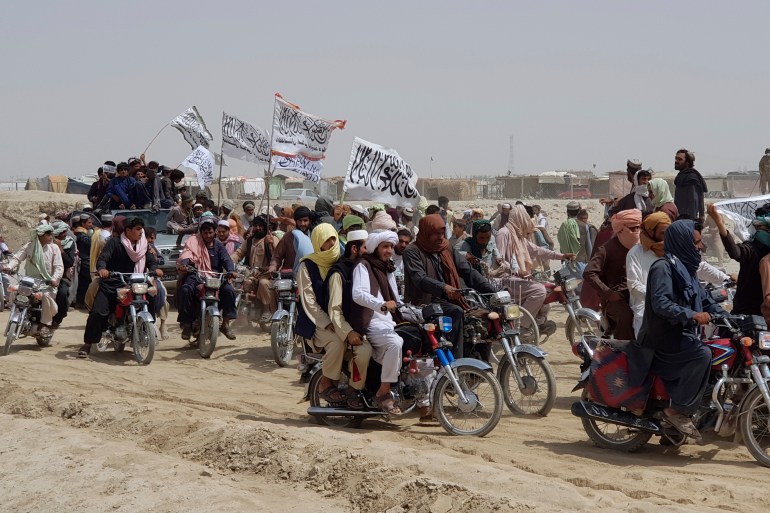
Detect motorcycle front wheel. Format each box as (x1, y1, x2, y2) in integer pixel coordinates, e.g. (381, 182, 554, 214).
(738, 387, 770, 468)
(198, 313, 220, 359)
(307, 369, 363, 428)
(580, 390, 651, 452)
(432, 365, 503, 437)
(3, 321, 17, 356)
(565, 316, 600, 345)
(270, 316, 294, 367)
(133, 317, 156, 365)
(497, 353, 556, 416)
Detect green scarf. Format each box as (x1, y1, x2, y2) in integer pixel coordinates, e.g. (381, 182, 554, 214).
(753, 215, 770, 248)
(30, 227, 53, 281)
(557, 217, 581, 255)
(649, 178, 674, 208)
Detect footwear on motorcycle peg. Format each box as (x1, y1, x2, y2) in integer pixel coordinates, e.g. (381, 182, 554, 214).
(220, 325, 237, 340)
(319, 385, 347, 404)
(662, 410, 703, 441)
(180, 323, 191, 340)
(537, 320, 557, 337)
(346, 389, 365, 410)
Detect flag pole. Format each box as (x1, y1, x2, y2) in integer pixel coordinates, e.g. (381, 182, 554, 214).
(216, 139, 224, 210)
(142, 123, 169, 155)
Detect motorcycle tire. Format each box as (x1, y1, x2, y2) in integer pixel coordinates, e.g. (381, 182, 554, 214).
(36, 336, 52, 347)
(497, 353, 556, 416)
(565, 316, 600, 345)
(432, 365, 503, 437)
(579, 389, 651, 452)
(133, 317, 156, 365)
(3, 321, 17, 356)
(270, 316, 294, 367)
(307, 369, 363, 428)
(738, 387, 770, 468)
(198, 314, 219, 359)
(517, 307, 540, 345)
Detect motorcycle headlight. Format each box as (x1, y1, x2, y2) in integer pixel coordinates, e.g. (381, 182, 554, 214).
(758, 331, 770, 350)
(132, 283, 149, 294)
(505, 304, 522, 320)
(274, 279, 292, 292)
(564, 278, 579, 292)
(205, 277, 222, 289)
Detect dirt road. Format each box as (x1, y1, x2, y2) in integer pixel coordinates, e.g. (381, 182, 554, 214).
(0, 308, 766, 513)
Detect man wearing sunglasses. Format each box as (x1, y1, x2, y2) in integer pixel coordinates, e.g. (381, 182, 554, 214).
(584, 208, 642, 340)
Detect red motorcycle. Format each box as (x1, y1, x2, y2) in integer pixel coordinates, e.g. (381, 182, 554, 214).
(534, 267, 601, 344)
(570, 314, 770, 467)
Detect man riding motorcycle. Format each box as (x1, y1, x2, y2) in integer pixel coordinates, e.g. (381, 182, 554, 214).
(176, 215, 237, 341)
(78, 216, 158, 358)
(230, 216, 278, 325)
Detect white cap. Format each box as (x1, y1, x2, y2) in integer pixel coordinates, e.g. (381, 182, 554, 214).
(347, 229, 368, 243)
(351, 205, 367, 215)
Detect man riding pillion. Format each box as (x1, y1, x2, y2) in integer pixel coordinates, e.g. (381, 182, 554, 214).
(78, 217, 158, 358)
(324, 229, 373, 409)
(177, 215, 238, 342)
(5, 224, 64, 337)
(51, 221, 76, 329)
(230, 216, 278, 326)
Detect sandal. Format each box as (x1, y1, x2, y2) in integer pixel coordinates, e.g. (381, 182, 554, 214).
(346, 389, 365, 410)
(663, 410, 702, 440)
(418, 406, 435, 423)
(375, 392, 403, 415)
(319, 385, 347, 404)
(77, 344, 91, 359)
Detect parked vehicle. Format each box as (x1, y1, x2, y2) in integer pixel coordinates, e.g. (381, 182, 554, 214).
(571, 314, 770, 467)
(94, 272, 156, 364)
(463, 289, 556, 416)
(278, 189, 319, 202)
(558, 188, 591, 199)
(3, 275, 54, 355)
(271, 269, 299, 367)
(307, 303, 504, 436)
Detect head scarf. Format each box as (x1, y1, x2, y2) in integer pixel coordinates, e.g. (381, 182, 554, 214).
(180, 233, 212, 273)
(664, 219, 703, 308)
(752, 215, 770, 248)
(415, 215, 465, 301)
(120, 231, 148, 274)
(649, 178, 674, 208)
(503, 205, 535, 275)
(343, 214, 364, 231)
(632, 171, 650, 212)
(30, 224, 54, 281)
(468, 219, 492, 260)
(294, 206, 312, 221)
(610, 209, 642, 249)
(640, 211, 672, 257)
(301, 223, 340, 279)
(371, 210, 397, 231)
(365, 230, 398, 254)
(52, 221, 68, 237)
(314, 196, 334, 216)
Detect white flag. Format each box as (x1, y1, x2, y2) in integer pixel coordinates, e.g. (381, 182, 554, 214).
(181, 146, 216, 189)
(715, 194, 770, 241)
(170, 106, 213, 150)
(270, 94, 345, 181)
(221, 112, 270, 164)
(343, 137, 420, 207)
(272, 154, 324, 183)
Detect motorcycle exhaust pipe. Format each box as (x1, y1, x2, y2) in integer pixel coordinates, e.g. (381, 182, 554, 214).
(571, 400, 662, 434)
(307, 407, 387, 417)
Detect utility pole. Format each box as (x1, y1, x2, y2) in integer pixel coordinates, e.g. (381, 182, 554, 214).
(508, 135, 514, 174)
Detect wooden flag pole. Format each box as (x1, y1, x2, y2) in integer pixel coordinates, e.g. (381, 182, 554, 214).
(216, 140, 224, 210)
(142, 123, 170, 156)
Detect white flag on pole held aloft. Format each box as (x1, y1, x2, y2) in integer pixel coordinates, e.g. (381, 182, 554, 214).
(181, 146, 216, 189)
(714, 194, 770, 241)
(170, 106, 213, 150)
(270, 94, 346, 182)
(221, 112, 270, 164)
(343, 137, 420, 207)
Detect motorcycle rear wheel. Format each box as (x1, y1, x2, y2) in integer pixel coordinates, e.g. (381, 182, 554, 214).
(739, 387, 770, 468)
(133, 317, 156, 365)
(3, 321, 17, 356)
(433, 365, 503, 437)
(198, 314, 220, 359)
(497, 353, 556, 416)
(271, 316, 294, 367)
(580, 390, 651, 452)
(307, 369, 363, 428)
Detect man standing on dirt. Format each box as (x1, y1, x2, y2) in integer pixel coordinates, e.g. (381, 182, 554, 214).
(759, 148, 770, 195)
(673, 148, 708, 223)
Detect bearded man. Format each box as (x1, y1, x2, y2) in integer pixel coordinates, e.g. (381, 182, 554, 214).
(584, 209, 641, 340)
(231, 216, 278, 324)
(673, 148, 708, 222)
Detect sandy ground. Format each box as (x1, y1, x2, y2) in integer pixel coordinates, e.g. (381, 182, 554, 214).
(0, 191, 750, 513)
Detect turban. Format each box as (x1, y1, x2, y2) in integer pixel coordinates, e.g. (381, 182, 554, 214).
(242, 201, 255, 209)
(35, 223, 54, 236)
(610, 208, 641, 249)
(79, 213, 91, 221)
(371, 210, 397, 231)
(640, 211, 671, 257)
(343, 214, 364, 231)
(222, 199, 234, 211)
(52, 222, 68, 237)
(347, 229, 368, 243)
(649, 178, 674, 208)
(365, 230, 398, 254)
(293, 206, 311, 221)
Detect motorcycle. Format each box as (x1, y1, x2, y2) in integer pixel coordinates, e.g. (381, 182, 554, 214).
(306, 303, 505, 437)
(94, 272, 156, 365)
(571, 314, 770, 467)
(181, 266, 231, 359)
(3, 274, 54, 355)
(233, 265, 270, 332)
(270, 269, 299, 367)
(537, 266, 602, 345)
(462, 288, 557, 416)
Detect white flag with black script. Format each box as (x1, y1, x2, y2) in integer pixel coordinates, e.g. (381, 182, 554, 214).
(181, 146, 216, 189)
(715, 194, 770, 241)
(343, 137, 420, 207)
(221, 112, 270, 164)
(170, 106, 213, 150)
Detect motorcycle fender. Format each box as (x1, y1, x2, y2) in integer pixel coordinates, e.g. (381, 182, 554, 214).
(512, 344, 548, 359)
(206, 304, 221, 318)
(11, 307, 27, 328)
(575, 307, 602, 324)
(136, 311, 154, 324)
(271, 309, 289, 322)
(428, 358, 494, 399)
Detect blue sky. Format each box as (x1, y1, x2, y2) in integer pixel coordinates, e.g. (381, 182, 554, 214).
(2, 1, 769, 179)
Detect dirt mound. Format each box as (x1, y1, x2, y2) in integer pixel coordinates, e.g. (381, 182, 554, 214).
(0, 190, 87, 248)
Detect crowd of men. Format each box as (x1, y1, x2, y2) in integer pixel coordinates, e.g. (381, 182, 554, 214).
(5, 147, 770, 433)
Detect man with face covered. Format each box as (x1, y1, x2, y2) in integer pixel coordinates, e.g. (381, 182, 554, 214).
(609, 169, 653, 218)
(231, 216, 278, 324)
